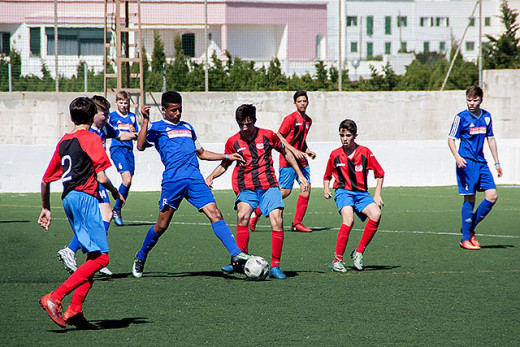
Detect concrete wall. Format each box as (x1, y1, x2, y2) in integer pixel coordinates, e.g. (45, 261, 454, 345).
(1, 70, 519, 193)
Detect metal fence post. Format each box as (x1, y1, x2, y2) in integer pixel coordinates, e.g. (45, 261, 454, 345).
(84, 62, 88, 93)
(8, 63, 12, 92)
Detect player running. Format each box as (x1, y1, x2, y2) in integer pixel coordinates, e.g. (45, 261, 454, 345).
(206, 104, 309, 279)
(448, 86, 502, 250)
(249, 91, 316, 232)
(131, 91, 250, 278)
(324, 119, 384, 272)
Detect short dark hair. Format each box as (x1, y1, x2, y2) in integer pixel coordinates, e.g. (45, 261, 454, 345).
(235, 104, 256, 124)
(162, 91, 182, 108)
(69, 97, 97, 125)
(339, 119, 357, 135)
(91, 95, 111, 113)
(293, 90, 308, 102)
(466, 86, 483, 98)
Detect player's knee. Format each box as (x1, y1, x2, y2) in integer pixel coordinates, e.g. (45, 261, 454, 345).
(342, 217, 354, 226)
(237, 213, 250, 225)
(486, 191, 498, 203)
(154, 223, 168, 234)
(371, 209, 382, 222)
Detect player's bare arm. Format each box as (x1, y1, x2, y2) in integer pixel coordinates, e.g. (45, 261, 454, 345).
(282, 148, 309, 192)
(448, 138, 467, 168)
(323, 179, 333, 199)
(205, 161, 231, 189)
(119, 131, 138, 142)
(277, 132, 306, 161)
(38, 181, 52, 231)
(97, 171, 126, 207)
(373, 177, 385, 208)
(196, 148, 245, 163)
(487, 137, 503, 177)
(305, 148, 316, 160)
(137, 105, 151, 151)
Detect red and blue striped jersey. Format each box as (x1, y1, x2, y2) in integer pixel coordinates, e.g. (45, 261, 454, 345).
(324, 145, 384, 191)
(278, 111, 312, 168)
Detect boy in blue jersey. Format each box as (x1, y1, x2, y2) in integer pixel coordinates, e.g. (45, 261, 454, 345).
(131, 91, 250, 278)
(448, 86, 502, 250)
(108, 90, 139, 226)
(57, 96, 136, 276)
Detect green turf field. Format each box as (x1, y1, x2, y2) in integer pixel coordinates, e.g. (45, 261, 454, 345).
(1, 186, 519, 345)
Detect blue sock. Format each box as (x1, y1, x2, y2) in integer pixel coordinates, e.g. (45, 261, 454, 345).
(114, 184, 130, 210)
(472, 199, 495, 232)
(461, 201, 475, 241)
(67, 235, 81, 253)
(104, 221, 111, 232)
(137, 226, 161, 261)
(212, 220, 242, 256)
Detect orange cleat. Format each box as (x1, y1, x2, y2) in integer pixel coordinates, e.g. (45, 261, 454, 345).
(39, 292, 66, 328)
(63, 307, 98, 330)
(460, 240, 481, 250)
(249, 212, 259, 231)
(291, 223, 312, 232)
(470, 232, 481, 248)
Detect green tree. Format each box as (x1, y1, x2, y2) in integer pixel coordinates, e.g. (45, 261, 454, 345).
(167, 35, 190, 91)
(483, 0, 520, 69)
(147, 31, 166, 91)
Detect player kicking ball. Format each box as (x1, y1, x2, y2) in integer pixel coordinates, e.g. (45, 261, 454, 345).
(39, 97, 124, 329)
(206, 104, 309, 279)
(131, 91, 250, 278)
(448, 86, 502, 250)
(324, 119, 384, 272)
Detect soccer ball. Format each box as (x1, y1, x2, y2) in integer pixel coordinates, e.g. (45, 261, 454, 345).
(244, 256, 269, 281)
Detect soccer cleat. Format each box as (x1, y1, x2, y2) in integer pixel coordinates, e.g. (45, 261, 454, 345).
(132, 253, 145, 278)
(470, 232, 481, 248)
(331, 260, 347, 273)
(221, 264, 234, 273)
(230, 252, 251, 273)
(112, 209, 123, 226)
(460, 240, 481, 250)
(63, 307, 98, 330)
(351, 251, 364, 271)
(268, 266, 287, 279)
(57, 247, 77, 274)
(249, 212, 259, 231)
(291, 223, 312, 232)
(99, 267, 113, 276)
(39, 292, 66, 328)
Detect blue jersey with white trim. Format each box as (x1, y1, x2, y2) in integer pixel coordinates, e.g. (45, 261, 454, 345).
(90, 123, 120, 148)
(448, 109, 494, 163)
(108, 110, 139, 150)
(146, 119, 201, 183)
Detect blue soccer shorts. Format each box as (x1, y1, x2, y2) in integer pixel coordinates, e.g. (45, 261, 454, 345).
(456, 159, 496, 195)
(235, 187, 284, 217)
(278, 166, 311, 189)
(159, 176, 216, 212)
(97, 183, 110, 204)
(334, 189, 376, 222)
(110, 147, 135, 175)
(62, 190, 109, 253)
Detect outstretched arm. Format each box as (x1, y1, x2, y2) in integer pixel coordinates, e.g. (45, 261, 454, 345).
(197, 147, 245, 163)
(282, 149, 309, 192)
(277, 132, 307, 162)
(97, 171, 125, 207)
(487, 137, 502, 177)
(205, 160, 233, 189)
(38, 181, 51, 231)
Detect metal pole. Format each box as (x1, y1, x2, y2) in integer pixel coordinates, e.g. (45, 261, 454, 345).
(8, 63, 12, 92)
(54, 0, 59, 92)
(338, 0, 342, 91)
(204, 0, 209, 92)
(84, 62, 88, 92)
(478, 0, 483, 86)
(162, 62, 167, 93)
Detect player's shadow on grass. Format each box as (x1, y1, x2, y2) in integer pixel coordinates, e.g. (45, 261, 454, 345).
(118, 222, 154, 227)
(0, 220, 31, 223)
(93, 317, 151, 329)
(480, 245, 515, 249)
(356, 265, 400, 271)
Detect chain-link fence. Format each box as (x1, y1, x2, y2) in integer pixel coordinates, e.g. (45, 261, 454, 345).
(1, 0, 518, 93)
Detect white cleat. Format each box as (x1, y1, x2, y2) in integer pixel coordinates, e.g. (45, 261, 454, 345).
(331, 260, 347, 273)
(57, 247, 77, 274)
(99, 267, 113, 276)
(351, 251, 364, 271)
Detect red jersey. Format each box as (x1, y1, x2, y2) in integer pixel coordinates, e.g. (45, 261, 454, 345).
(323, 145, 384, 192)
(43, 129, 112, 199)
(278, 111, 312, 168)
(225, 128, 285, 194)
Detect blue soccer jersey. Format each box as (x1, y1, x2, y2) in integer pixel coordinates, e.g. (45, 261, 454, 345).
(90, 123, 120, 148)
(108, 110, 139, 150)
(146, 119, 201, 183)
(448, 109, 494, 163)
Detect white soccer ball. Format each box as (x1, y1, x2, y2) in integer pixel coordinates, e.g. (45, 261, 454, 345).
(244, 256, 269, 281)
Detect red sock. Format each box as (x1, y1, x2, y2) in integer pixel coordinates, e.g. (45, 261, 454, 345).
(52, 253, 109, 302)
(254, 206, 262, 217)
(334, 224, 352, 262)
(69, 276, 94, 313)
(271, 230, 284, 268)
(236, 225, 250, 253)
(293, 195, 309, 225)
(356, 219, 379, 253)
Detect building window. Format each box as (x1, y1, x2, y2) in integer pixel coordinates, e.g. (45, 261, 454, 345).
(469, 17, 475, 26)
(466, 41, 475, 51)
(350, 41, 358, 53)
(400, 41, 407, 53)
(30, 27, 41, 56)
(367, 42, 373, 58)
(0, 32, 10, 55)
(315, 34, 324, 60)
(46, 28, 108, 55)
(436, 17, 449, 27)
(182, 33, 195, 57)
(397, 16, 407, 27)
(385, 42, 391, 54)
(439, 41, 446, 51)
(385, 16, 391, 34)
(485, 17, 491, 26)
(367, 16, 374, 36)
(347, 16, 358, 27)
(420, 17, 432, 27)
(423, 41, 430, 52)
